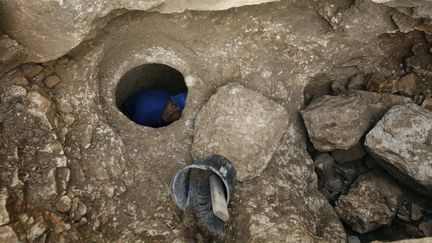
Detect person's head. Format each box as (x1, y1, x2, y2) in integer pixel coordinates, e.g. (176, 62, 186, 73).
(162, 92, 187, 123)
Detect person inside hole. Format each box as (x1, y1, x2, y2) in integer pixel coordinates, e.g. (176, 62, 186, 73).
(123, 88, 187, 127)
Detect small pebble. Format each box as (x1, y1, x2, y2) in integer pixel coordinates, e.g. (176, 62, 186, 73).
(411, 203, 423, 221)
(397, 73, 416, 96)
(11, 76, 29, 86)
(44, 75, 61, 88)
(55, 196, 72, 213)
(422, 96, 432, 111)
(21, 64, 43, 79)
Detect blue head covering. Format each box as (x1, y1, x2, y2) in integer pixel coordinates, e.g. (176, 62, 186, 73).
(170, 92, 187, 111)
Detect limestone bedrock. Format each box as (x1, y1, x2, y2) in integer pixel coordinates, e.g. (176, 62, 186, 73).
(0, 0, 278, 62)
(365, 104, 432, 196)
(192, 83, 289, 181)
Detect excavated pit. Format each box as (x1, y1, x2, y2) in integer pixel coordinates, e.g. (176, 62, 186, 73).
(115, 63, 188, 117)
(1, 0, 432, 242)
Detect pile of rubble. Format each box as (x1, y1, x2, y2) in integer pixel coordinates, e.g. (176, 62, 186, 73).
(302, 47, 432, 241)
(0, 58, 92, 242)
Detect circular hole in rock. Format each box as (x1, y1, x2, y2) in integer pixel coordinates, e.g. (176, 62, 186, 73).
(115, 63, 188, 128)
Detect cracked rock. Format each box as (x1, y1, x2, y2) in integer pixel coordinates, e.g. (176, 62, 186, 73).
(335, 171, 402, 233)
(192, 83, 289, 181)
(365, 104, 432, 196)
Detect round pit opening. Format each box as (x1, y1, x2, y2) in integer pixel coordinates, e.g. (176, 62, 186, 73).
(115, 63, 188, 127)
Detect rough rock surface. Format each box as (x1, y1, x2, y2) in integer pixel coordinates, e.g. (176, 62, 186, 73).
(192, 83, 289, 181)
(0, 0, 279, 62)
(336, 171, 402, 233)
(0, 226, 19, 243)
(301, 94, 372, 152)
(353, 91, 413, 124)
(0, 34, 26, 73)
(331, 142, 367, 164)
(372, 0, 432, 19)
(365, 104, 432, 196)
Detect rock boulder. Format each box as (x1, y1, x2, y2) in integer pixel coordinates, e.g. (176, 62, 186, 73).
(192, 83, 289, 181)
(365, 104, 432, 196)
(335, 171, 402, 233)
(301, 94, 372, 152)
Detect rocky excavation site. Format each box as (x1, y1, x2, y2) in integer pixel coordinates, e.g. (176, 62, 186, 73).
(1, 0, 432, 242)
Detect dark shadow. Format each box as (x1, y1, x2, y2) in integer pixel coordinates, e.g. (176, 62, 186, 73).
(115, 63, 187, 114)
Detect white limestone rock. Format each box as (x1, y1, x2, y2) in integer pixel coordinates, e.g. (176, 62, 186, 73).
(192, 83, 289, 181)
(365, 104, 432, 196)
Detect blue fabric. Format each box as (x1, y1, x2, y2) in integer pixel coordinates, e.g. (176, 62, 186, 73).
(123, 89, 171, 127)
(170, 92, 187, 111)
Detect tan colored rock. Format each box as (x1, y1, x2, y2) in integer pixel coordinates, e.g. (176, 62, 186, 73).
(397, 205, 410, 222)
(44, 75, 61, 88)
(411, 203, 423, 221)
(406, 44, 432, 76)
(11, 76, 28, 86)
(2, 85, 27, 103)
(0, 226, 19, 243)
(331, 142, 366, 163)
(347, 74, 366, 91)
(397, 73, 416, 96)
(21, 64, 43, 79)
(192, 83, 289, 181)
(353, 90, 412, 123)
(38, 168, 58, 201)
(47, 212, 71, 234)
(313, 153, 334, 180)
(56, 196, 72, 213)
(365, 104, 432, 196)
(56, 167, 70, 195)
(391, 11, 421, 33)
(26, 90, 55, 128)
(0, 0, 279, 62)
(73, 201, 87, 222)
(335, 171, 402, 233)
(301, 94, 372, 151)
(422, 96, 432, 111)
(367, 73, 388, 93)
(0, 188, 9, 226)
(27, 216, 47, 241)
